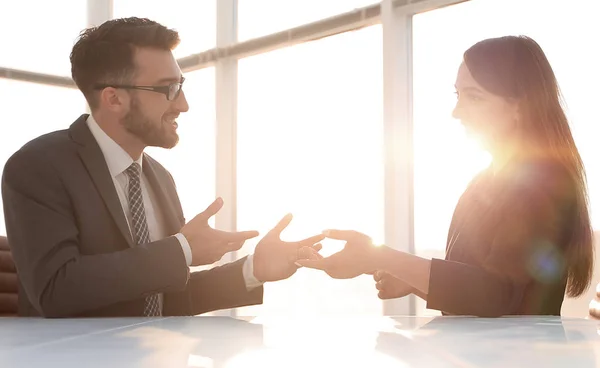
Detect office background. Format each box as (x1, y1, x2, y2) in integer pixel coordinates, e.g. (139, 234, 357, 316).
(1, 0, 599, 318)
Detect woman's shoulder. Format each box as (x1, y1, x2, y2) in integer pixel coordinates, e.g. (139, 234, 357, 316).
(501, 158, 573, 198)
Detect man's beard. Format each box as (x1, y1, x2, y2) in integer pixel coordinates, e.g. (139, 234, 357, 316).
(121, 98, 179, 149)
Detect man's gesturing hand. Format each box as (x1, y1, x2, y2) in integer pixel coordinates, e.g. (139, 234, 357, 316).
(180, 198, 259, 266)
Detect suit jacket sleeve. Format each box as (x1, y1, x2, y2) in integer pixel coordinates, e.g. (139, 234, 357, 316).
(161, 169, 263, 316)
(426, 163, 572, 317)
(1, 149, 190, 317)
(164, 258, 263, 316)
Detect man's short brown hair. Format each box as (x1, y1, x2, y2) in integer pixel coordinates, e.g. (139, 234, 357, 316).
(70, 17, 180, 109)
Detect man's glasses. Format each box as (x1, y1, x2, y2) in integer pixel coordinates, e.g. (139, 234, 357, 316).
(94, 77, 185, 101)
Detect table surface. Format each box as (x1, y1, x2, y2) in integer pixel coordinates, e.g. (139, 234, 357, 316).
(1, 315, 599, 367)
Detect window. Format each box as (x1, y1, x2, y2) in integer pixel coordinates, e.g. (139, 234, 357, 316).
(412, 0, 600, 317)
(235, 26, 383, 316)
(145, 68, 216, 224)
(0, 0, 86, 76)
(112, 0, 216, 58)
(238, 0, 379, 41)
(0, 80, 86, 234)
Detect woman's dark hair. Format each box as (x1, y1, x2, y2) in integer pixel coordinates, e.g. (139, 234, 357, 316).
(464, 35, 593, 297)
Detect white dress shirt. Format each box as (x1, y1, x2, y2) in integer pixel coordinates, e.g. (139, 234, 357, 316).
(86, 116, 262, 308)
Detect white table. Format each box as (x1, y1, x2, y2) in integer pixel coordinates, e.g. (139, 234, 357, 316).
(0, 315, 598, 367)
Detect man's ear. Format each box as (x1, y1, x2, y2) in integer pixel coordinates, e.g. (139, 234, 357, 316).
(99, 87, 129, 113)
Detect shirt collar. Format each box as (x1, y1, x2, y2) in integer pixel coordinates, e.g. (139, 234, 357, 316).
(86, 115, 143, 178)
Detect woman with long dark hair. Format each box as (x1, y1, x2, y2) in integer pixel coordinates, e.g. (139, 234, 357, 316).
(300, 35, 594, 317)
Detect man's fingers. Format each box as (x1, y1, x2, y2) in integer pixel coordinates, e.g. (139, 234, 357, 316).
(225, 241, 245, 252)
(268, 213, 293, 237)
(214, 229, 260, 242)
(296, 249, 349, 271)
(210, 241, 243, 263)
(322, 229, 369, 242)
(296, 234, 325, 248)
(312, 243, 323, 253)
(197, 197, 224, 221)
(295, 258, 330, 270)
(297, 245, 321, 261)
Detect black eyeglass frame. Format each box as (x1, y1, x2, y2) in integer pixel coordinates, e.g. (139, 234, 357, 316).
(94, 77, 186, 101)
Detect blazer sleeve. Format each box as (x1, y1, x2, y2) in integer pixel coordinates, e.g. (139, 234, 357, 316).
(426, 163, 573, 317)
(1, 149, 190, 317)
(164, 257, 263, 316)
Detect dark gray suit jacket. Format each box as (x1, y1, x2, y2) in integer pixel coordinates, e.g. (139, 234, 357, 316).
(1, 114, 263, 317)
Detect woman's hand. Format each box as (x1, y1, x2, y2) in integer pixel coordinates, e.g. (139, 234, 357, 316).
(373, 270, 414, 299)
(297, 229, 383, 279)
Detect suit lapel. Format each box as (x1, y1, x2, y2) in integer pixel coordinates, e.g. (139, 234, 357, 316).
(142, 155, 181, 235)
(70, 115, 135, 247)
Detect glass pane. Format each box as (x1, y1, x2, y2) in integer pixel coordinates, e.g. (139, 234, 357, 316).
(145, 68, 215, 224)
(238, 0, 379, 41)
(0, 0, 86, 76)
(236, 26, 383, 316)
(0, 80, 86, 234)
(113, 0, 216, 58)
(412, 0, 600, 317)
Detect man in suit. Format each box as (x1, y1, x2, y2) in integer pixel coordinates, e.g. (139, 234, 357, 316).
(1, 17, 323, 317)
